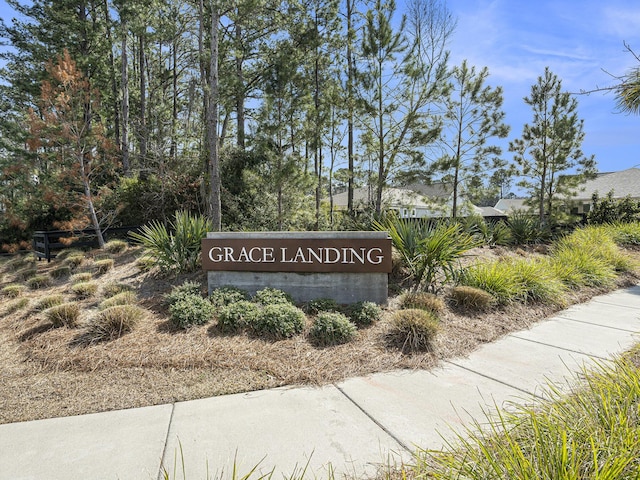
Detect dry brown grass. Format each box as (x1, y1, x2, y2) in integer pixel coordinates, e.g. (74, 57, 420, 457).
(0, 246, 638, 425)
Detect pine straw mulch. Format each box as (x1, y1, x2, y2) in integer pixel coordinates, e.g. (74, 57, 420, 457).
(1, 246, 638, 425)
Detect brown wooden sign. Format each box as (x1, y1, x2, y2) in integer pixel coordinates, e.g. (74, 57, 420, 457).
(201, 236, 392, 273)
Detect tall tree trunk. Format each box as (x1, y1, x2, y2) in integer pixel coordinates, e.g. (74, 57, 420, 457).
(139, 33, 147, 163)
(235, 21, 245, 149)
(207, 1, 221, 230)
(121, 22, 130, 174)
(346, 0, 355, 213)
(79, 153, 105, 248)
(170, 40, 178, 161)
(103, 0, 120, 152)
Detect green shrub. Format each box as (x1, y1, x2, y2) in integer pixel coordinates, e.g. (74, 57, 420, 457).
(50, 265, 71, 279)
(71, 281, 98, 298)
(70, 272, 93, 283)
(104, 239, 128, 254)
(94, 258, 115, 274)
(33, 294, 64, 311)
(507, 210, 545, 245)
(209, 286, 249, 308)
(252, 287, 294, 306)
(303, 297, 339, 315)
(458, 261, 524, 305)
(400, 292, 445, 314)
(347, 301, 382, 326)
(309, 312, 357, 346)
(450, 285, 495, 311)
(2, 284, 25, 298)
(169, 294, 215, 328)
(130, 210, 213, 273)
(390, 309, 440, 352)
(85, 305, 144, 341)
(26, 274, 52, 289)
(102, 282, 135, 298)
(164, 280, 203, 306)
(99, 291, 137, 310)
(217, 300, 261, 332)
(45, 302, 80, 327)
(252, 303, 306, 339)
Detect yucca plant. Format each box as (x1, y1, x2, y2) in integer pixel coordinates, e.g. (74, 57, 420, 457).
(130, 210, 213, 274)
(507, 210, 544, 245)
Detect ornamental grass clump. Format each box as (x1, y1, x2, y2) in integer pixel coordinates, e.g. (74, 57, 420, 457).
(102, 282, 134, 298)
(63, 254, 85, 269)
(70, 272, 93, 283)
(26, 274, 52, 290)
(557, 226, 636, 273)
(104, 239, 128, 254)
(252, 287, 294, 306)
(50, 265, 71, 279)
(45, 302, 80, 327)
(169, 294, 215, 329)
(389, 309, 440, 353)
(5, 298, 29, 314)
(400, 291, 445, 314)
(449, 285, 495, 311)
(99, 291, 137, 310)
(309, 312, 357, 346)
(85, 305, 145, 341)
(209, 285, 249, 308)
(604, 222, 640, 246)
(94, 258, 115, 275)
(2, 284, 25, 298)
(217, 300, 260, 333)
(458, 261, 524, 305)
(347, 301, 382, 326)
(508, 257, 567, 304)
(252, 303, 306, 339)
(71, 281, 98, 299)
(33, 294, 64, 311)
(16, 266, 37, 281)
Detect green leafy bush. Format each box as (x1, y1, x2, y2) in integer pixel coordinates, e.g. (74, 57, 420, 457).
(2, 284, 25, 298)
(450, 285, 495, 311)
(169, 294, 215, 328)
(309, 312, 357, 346)
(85, 305, 145, 341)
(130, 210, 213, 273)
(210, 286, 249, 308)
(400, 292, 445, 314)
(347, 301, 382, 326)
(252, 287, 294, 306)
(587, 191, 640, 225)
(26, 274, 52, 289)
(252, 303, 306, 338)
(102, 282, 135, 298)
(164, 280, 203, 306)
(45, 302, 80, 327)
(104, 239, 128, 254)
(99, 291, 137, 310)
(71, 281, 98, 298)
(303, 298, 339, 315)
(390, 309, 440, 352)
(94, 258, 115, 274)
(217, 300, 261, 332)
(33, 294, 64, 311)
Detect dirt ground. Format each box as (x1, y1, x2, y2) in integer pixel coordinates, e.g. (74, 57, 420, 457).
(1, 246, 637, 425)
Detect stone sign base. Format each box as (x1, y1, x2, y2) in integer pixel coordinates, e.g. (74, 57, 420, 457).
(207, 271, 388, 304)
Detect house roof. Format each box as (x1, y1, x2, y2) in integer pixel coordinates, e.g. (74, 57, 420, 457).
(402, 182, 452, 199)
(569, 168, 640, 200)
(494, 198, 528, 213)
(332, 187, 437, 209)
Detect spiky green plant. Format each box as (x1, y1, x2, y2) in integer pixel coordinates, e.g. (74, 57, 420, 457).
(130, 210, 213, 273)
(507, 257, 567, 304)
(458, 261, 524, 305)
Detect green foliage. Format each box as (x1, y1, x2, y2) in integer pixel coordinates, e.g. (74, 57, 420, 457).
(303, 298, 339, 315)
(129, 210, 213, 274)
(604, 222, 640, 246)
(71, 281, 98, 298)
(309, 312, 357, 346)
(2, 284, 25, 298)
(217, 301, 261, 333)
(550, 247, 617, 288)
(557, 226, 635, 273)
(375, 218, 478, 292)
(587, 191, 640, 225)
(400, 292, 445, 314)
(164, 281, 203, 306)
(507, 210, 545, 245)
(103, 239, 128, 254)
(252, 287, 294, 306)
(86, 305, 145, 341)
(169, 294, 215, 329)
(99, 291, 137, 310)
(420, 357, 640, 479)
(347, 301, 382, 326)
(33, 294, 65, 311)
(458, 261, 524, 305)
(209, 286, 249, 308)
(102, 282, 135, 298)
(389, 309, 440, 352)
(45, 302, 80, 327)
(507, 258, 567, 304)
(252, 304, 306, 339)
(94, 258, 115, 274)
(450, 285, 495, 311)
(26, 274, 52, 289)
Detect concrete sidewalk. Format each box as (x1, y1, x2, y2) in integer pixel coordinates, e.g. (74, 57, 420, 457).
(2, 286, 639, 480)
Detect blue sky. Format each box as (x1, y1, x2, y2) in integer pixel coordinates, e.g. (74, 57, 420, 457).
(444, 0, 640, 173)
(1, 0, 639, 175)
